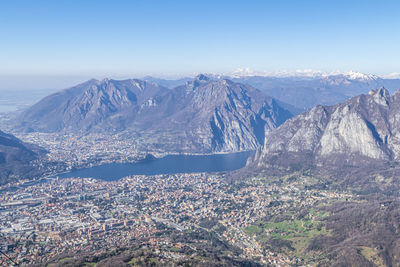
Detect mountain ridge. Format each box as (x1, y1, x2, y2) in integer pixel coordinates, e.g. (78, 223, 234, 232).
(15, 75, 294, 153)
(17, 78, 170, 132)
(248, 86, 400, 172)
(155, 71, 400, 110)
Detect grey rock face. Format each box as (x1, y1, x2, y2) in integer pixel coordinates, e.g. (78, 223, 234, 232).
(16, 75, 293, 152)
(253, 87, 400, 168)
(157, 77, 293, 151)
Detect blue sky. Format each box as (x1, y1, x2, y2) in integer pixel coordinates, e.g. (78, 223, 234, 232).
(1, 0, 400, 86)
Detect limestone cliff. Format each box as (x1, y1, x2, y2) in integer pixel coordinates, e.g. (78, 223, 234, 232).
(252, 87, 400, 168)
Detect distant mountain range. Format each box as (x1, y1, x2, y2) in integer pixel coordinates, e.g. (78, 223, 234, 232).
(142, 76, 192, 89)
(0, 130, 43, 184)
(144, 71, 400, 111)
(229, 71, 400, 110)
(16, 75, 293, 152)
(248, 87, 400, 171)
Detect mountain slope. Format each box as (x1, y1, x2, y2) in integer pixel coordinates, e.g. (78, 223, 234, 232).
(0, 130, 41, 184)
(15, 75, 294, 153)
(17, 79, 169, 132)
(153, 75, 293, 151)
(250, 87, 400, 169)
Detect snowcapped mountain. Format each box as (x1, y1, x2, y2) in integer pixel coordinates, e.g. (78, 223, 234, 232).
(135, 70, 400, 111)
(225, 68, 380, 80)
(343, 70, 379, 81)
(220, 70, 400, 110)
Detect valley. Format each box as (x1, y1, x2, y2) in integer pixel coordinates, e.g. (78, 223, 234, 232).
(3, 1, 400, 266)
(1, 73, 400, 266)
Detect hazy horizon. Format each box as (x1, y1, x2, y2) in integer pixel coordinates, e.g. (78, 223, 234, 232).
(1, 0, 400, 86)
(2, 68, 400, 92)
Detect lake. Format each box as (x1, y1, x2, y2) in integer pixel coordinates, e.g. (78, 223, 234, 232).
(56, 151, 253, 181)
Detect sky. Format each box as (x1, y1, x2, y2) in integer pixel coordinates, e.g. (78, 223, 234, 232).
(1, 0, 400, 89)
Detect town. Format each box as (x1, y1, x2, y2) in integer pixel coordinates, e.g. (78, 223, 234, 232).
(0, 171, 351, 266)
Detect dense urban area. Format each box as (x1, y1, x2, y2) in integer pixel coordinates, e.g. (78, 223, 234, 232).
(0, 170, 353, 266)
(15, 131, 165, 170)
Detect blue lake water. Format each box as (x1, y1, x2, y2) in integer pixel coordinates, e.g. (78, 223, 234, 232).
(56, 151, 253, 181)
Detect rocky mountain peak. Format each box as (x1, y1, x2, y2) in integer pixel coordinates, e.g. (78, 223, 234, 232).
(250, 87, 400, 169)
(186, 74, 214, 90)
(16, 77, 294, 153)
(369, 87, 390, 105)
(101, 78, 110, 83)
(369, 86, 389, 96)
(195, 74, 211, 81)
(16, 78, 169, 132)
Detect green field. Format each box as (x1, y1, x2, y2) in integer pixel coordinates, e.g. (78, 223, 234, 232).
(244, 209, 331, 263)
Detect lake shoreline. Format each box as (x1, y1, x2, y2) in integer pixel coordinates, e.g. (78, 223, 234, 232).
(55, 151, 254, 181)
